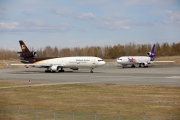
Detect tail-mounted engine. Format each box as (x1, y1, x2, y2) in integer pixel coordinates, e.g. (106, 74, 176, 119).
(147, 52, 156, 57)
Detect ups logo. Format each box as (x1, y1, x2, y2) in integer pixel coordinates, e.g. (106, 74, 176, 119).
(21, 45, 26, 51)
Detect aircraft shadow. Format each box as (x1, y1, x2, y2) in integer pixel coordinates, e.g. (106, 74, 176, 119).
(8, 70, 102, 74)
(116, 65, 177, 69)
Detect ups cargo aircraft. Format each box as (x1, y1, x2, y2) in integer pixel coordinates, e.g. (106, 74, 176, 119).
(11, 40, 105, 73)
(116, 44, 174, 68)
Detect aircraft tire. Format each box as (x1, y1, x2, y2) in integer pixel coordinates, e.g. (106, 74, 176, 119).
(58, 69, 65, 72)
(131, 64, 135, 68)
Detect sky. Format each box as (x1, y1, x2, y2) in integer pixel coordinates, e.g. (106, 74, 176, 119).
(0, 0, 180, 50)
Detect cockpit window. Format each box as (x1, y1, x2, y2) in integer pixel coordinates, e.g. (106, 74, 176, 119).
(98, 59, 104, 62)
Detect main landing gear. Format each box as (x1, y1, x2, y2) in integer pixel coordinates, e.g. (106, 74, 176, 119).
(58, 68, 65, 72)
(140, 63, 149, 68)
(131, 64, 135, 68)
(122, 65, 127, 68)
(45, 68, 65, 73)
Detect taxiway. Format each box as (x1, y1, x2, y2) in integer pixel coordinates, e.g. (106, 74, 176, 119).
(0, 64, 180, 87)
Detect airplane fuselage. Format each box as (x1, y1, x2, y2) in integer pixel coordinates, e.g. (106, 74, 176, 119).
(18, 56, 105, 73)
(12, 41, 106, 73)
(32, 56, 105, 69)
(117, 56, 151, 68)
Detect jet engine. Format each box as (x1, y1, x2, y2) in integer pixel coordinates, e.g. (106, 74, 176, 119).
(143, 62, 148, 67)
(50, 65, 59, 72)
(32, 52, 37, 56)
(147, 52, 156, 57)
(147, 52, 151, 56)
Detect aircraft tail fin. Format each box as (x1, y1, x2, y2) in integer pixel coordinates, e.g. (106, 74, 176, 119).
(19, 40, 30, 53)
(147, 44, 156, 61)
(17, 40, 37, 58)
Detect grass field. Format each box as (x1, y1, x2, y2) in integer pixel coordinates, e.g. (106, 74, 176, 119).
(0, 83, 180, 119)
(0, 56, 180, 119)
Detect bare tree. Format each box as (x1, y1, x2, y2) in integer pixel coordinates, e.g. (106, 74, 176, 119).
(1, 42, 180, 60)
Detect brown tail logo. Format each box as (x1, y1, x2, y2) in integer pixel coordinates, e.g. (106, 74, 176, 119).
(21, 45, 26, 52)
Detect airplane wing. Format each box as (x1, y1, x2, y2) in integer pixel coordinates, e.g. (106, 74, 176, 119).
(149, 61, 175, 66)
(3, 60, 10, 66)
(151, 61, 175, 63)
(11, 63, 44, 66)
(10, 63, 64, 68)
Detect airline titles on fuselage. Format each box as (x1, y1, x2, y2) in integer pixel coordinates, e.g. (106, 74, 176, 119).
(76, 59, 90, 62)
(128, 57, 136, 62)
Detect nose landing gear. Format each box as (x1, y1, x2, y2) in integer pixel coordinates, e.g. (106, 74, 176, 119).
(90, 68, 94, 73)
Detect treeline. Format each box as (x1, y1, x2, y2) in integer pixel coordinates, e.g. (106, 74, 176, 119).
(0, 42, 180, 59)
(0, 49, 18, 60)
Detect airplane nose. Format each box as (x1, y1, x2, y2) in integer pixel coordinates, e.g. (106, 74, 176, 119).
(116, 58, 119, 62)
(100, 61, 105, 66)
(116, 58, 121, 63)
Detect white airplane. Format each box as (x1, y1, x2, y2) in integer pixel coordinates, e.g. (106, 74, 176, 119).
(11, 41, 105, 73)
(116, 44, 174, 68)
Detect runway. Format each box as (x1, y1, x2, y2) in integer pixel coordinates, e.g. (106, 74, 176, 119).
(0, 64, 180, 87)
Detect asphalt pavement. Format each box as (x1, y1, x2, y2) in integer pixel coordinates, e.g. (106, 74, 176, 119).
(0, 64, 180, 88)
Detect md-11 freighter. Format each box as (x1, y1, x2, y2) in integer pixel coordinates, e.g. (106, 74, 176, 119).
(11, 40, 105, 73)
(116, 44, 174, 68)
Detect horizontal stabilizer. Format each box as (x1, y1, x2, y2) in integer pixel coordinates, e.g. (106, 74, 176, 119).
(18, 40, 37, 58)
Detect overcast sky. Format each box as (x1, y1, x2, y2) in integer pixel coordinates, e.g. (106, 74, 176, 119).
(0, 0, 180, 50)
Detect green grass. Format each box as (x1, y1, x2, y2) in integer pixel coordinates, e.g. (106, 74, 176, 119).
(0, 83, 180, 119)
